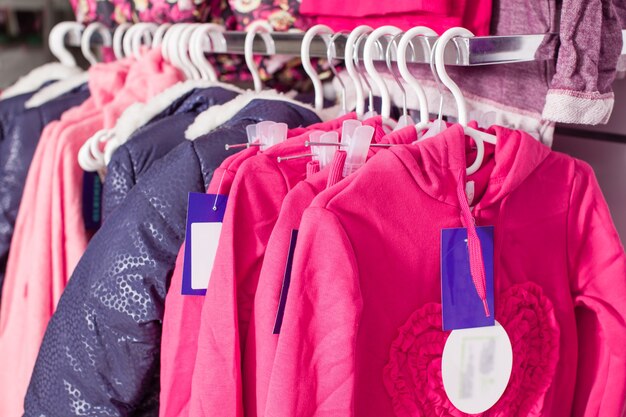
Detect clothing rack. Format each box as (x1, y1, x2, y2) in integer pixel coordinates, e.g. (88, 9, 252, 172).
(67, 29, 626, 67)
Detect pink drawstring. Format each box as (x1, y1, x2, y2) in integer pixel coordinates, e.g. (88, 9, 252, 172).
(456, 170, 491, 317)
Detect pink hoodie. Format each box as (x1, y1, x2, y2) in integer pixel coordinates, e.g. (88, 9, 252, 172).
(0, 50, 182, 417)
(247, 125, 418, 417)
(160, 114, 356, 417)
(266, 124, 626, 417)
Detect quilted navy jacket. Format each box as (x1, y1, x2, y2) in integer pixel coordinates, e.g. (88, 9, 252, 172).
(0, 83, 90, 299)
(24, 98, 321, 417)
(103, 86, 239, 219)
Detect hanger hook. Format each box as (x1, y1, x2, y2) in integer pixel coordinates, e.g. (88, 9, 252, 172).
(327, 31, 349, 115)
(132, 22, 158, 59)
(152, 23, 172, 49)
(177, 23, 202, 80)
(398, 26, 438, 125)
(434, 27, 474, 126)
(301, 24, 334, 111)
(80, 22, 111, 66)
(385, 32, 408, 117)
(166, 24, 192, 78)
(113, 23, 131, 60)
(364, 25, 403, 120)
(345, 26, 373, 118)
(353, 32, 376, 115)
(190, 23, 225, 81)
(244, 21, 275, 93)
(49, 22, 84, 67)
(122, 24, 143, 59)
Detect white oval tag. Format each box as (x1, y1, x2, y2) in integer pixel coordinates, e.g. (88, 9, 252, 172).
(441, 320, 513, 414)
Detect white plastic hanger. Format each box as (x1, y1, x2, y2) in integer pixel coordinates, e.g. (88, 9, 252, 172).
(434, 27, 497, 175)
(113, 23, 131, 60)
(81, 22, 112, 65)
(152, 24, 172, 49)
(363, 25, 402, 126)
(385, 32, 413, 130)
(397, 26, 438, 131)
(354, 32, 381, 118)
(165, 24, 192, 78)
(190, 23, 225, 81)
(49, 21, 84, 67)
(301, 24, 334, 112)
(122, 24, 144, 59)
(176, 24, 202, 80)
(345, 26, 373, 118)
(327, 31, 349, 115)
(131, 23, 158, 59)
(244, 21, 276, 92)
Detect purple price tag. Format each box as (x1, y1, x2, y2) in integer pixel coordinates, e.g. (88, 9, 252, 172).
(181, 193, 228, 296)
(273, 229, 299, 334)
(441, 226, 495, 330)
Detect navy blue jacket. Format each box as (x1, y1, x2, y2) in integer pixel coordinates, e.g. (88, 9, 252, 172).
(0, 90, 38, 149)
(103, 86, 239, 219)
(0, 83, 90, 299)
(24, 99, 320, 417)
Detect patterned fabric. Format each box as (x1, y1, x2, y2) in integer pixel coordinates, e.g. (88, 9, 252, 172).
(69, 0, 330, 93)
(70, 0, 222, 26)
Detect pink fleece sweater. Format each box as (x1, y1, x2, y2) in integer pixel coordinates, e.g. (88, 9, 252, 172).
(0, 50, 182, 417)
(160, 115, 357, 417)
(265, 124, 626, 417)
(248, 125, 418, 417)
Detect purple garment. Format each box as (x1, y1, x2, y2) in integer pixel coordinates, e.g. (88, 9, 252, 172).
(103, 86, 239, 220)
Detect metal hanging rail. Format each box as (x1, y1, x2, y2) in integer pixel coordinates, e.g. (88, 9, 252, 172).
(66, 28, 626, 67)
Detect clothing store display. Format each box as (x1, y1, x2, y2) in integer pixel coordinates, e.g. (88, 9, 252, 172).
(103, 82, 241, 219)
(0, 82, 91, 300)
(0, 8, 623, 417)
(264, 124, 626, 417)
(23, 95, 321, 417)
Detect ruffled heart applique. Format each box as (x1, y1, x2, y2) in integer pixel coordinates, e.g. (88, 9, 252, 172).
(383, 282, 560, 417)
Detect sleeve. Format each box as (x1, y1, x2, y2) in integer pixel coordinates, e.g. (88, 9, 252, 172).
(568, 161, 626, 417)
(23, 143, 205, 417)
(265, 207, 362, 417)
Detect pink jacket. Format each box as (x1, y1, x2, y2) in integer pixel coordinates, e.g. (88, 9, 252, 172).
(0, 50, 182, 417)
(266, 124, 626, 417)
(248, 125, 418, 417)
(160, 115, 355, 417)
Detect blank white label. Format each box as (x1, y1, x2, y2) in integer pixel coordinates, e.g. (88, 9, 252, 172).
(190, 222, 223, 290)
(441, 320, 513, 414)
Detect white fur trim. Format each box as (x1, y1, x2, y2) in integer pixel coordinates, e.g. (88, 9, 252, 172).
(335, 71, 554, 145)
(542, 90, 614, 125)
(1, 63, 83, 100)
(25, 73, 90, 109)
(185, 89, 334, 140)
(103, 80, 244, 164)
